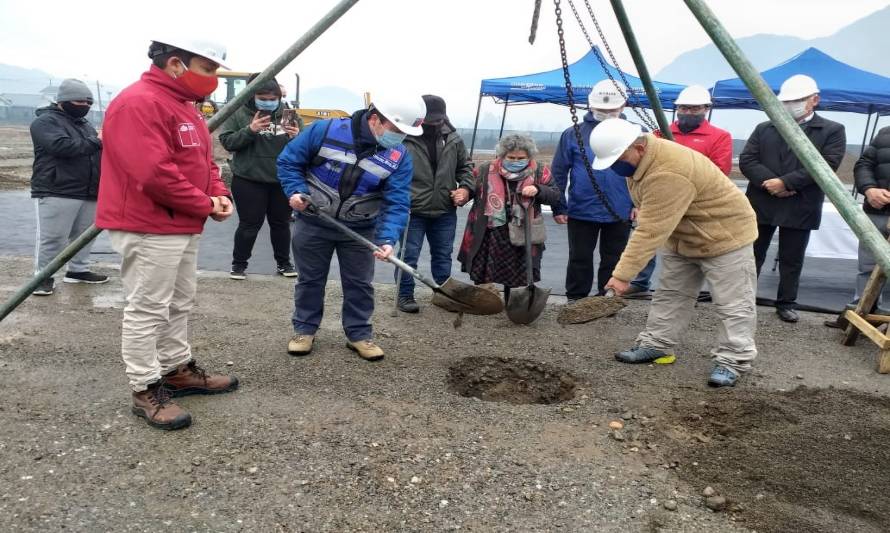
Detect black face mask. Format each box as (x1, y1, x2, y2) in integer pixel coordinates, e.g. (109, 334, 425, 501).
(677, 113, 705, 134)
(60, 102, 91, 119)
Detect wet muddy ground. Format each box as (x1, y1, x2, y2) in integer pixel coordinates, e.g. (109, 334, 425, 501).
(1, 256, 888, 532)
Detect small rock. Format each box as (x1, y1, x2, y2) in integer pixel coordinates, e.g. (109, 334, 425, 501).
(706, 495, 727, 512)
(439, 499, 449, 508)
(663, 499, 678, 511)
(608, 420, 624, 430)
(247, 466, 258, 474)
(386, 476, 395, 483)
(844, 434, 852, 441)
(695, 434, 711, 443)
(702, 486, 716, 497)
(629, 447, 639, 452)
(755, 493, 765, 500)
(611, 430, 626, 442)
(795, 374, 804, 380)
(621, 411, 635, 420)
(226, 361, 234, 366)
(411, 476, 422, 484)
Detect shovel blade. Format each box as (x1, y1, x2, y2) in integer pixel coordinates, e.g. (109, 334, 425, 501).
(431, 277, 505, 315)
(505, 285, 551, 324)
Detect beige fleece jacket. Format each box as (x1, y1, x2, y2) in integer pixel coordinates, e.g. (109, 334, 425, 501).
(612, 134, 758, 281)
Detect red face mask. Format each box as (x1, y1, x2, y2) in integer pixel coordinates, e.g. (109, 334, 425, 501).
(174, 60, 219, 99)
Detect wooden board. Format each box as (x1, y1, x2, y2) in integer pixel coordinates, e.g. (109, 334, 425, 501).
(844, 310, 890, 350)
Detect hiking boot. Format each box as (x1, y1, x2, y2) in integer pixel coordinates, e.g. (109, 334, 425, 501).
(277, 264, 298, 278)
(347, 339, 384, 361)
(616, 345, 668, 364)
(63, 271, 109, 284)
(398, 296, 420, 313)
(287, 334, 314, 356)
(163, 360, 239, 397)
(776, 308, 799, 323)
(32, 277, 54, 296)
(824, 315, 849, 329)
(230, 267, 247, 280)
(131, 381, 192, 430)
(708, 365, 739, 388)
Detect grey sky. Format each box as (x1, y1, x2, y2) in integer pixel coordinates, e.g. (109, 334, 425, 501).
(1, 0, 888, 130)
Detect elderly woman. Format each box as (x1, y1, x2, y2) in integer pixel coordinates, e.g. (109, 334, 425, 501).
(458, 133, 560, 302)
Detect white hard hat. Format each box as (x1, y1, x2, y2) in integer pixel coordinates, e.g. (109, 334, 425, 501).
(777, 74, 819, 101)
(371, 96, 427, 136)
(150, 37, 229, 69)
(588, 79, 627, 110)
(590, 119, 643, 170)
(674, 85, 712, 106)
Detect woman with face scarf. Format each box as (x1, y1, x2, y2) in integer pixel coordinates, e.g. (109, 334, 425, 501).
(457, 133, 560, 302)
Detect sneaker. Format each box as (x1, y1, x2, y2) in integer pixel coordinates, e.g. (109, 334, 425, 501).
(163, 360, 239, 397)
(397, 296, 420, 313)
(63, 271, 109, 284)
(707, 365, 739, 388)
(615, 345, 669, 364)
(277, 264, 298, 278)
(622, 285, 652, 300)
(131, 381, 192, 430)
(347, 339, 385, 361)
(32, 277, 54, 296)
(287, 334, 314, 356)
(230, 267, 247, 280)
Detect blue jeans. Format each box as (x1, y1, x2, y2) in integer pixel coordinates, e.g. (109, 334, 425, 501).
(632, 256, 657, 290)
(396, 211, 458, 297)
(291, 216, 375, 341)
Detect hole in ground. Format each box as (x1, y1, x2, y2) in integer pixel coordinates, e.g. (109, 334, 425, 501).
(447, 356, 577, 405)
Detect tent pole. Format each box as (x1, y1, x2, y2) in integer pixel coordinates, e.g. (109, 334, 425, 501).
(860, 109, 873, 156)
(609, 0, 674, 140)
(684, 0, 890, 276)
(469, 93, 483, 159)
(0, 0, 363, 324)
(869, 113, 881, 143)
(498, 96, 510, 139)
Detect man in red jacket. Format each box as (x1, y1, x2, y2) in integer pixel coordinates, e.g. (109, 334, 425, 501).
(667, 85, 733, 176)
(96, 37, 239, 430)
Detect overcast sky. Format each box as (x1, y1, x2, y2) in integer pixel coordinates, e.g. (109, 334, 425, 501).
(2, 0, 888, 130)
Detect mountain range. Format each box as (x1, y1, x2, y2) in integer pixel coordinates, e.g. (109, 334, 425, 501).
(655, 5, 890, 85)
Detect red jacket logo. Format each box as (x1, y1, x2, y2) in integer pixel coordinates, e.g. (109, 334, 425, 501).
(177, 123, 201, 147)
(388, 149, 401, 162)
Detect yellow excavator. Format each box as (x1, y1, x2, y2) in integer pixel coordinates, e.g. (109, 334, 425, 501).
(201, 71, 350, 126)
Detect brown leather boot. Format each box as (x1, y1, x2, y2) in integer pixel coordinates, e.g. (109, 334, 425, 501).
(164, 360, 239, 398)
(131, 382, 191, 430)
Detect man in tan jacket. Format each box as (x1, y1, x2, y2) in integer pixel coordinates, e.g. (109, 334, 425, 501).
(590, 119, 759, 387)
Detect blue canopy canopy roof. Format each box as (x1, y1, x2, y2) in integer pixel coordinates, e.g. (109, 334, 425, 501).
(479, 47, 685, 109)
(712, 47, 890, 114)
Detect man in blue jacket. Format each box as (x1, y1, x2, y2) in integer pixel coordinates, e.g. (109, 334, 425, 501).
(552, 80, 654, 300)
(277, 97, 425, 361)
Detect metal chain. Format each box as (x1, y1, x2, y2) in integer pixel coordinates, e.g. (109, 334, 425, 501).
(554, 0, 623, 223)
(529, 0, 543, 44)
(566, 0, 659, 132)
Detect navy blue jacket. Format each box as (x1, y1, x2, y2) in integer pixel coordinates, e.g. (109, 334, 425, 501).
(551, 111, 634, 222)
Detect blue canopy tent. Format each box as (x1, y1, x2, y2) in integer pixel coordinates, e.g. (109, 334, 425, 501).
(711, 47, 890, 150)
(469, 46, 686, 155)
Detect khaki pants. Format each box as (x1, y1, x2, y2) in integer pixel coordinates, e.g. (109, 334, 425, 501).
(636, 245, 758, 373)
(108, 231, 200, 391)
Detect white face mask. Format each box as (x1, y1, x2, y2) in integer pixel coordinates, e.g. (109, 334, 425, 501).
(592, 109, 621, 122)
(783, 100, 809, 120)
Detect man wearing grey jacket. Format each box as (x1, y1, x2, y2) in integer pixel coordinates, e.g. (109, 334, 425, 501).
(30, 78, 108, 295)
(396, 95, 474, 312)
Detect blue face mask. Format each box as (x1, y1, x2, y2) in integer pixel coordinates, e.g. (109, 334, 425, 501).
(376, 129, 407, 149)
(255, 98, 280, 112)
(611, 159, 637, 177)
(503, 159, 529, 173)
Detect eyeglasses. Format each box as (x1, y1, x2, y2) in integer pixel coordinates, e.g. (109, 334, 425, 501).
(676, 105, 709, 113)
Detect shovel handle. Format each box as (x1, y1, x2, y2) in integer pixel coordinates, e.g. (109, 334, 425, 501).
(305, 202, 442, 292)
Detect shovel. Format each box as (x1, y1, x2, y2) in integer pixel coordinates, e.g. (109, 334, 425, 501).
(505, 204, 550, 324)
(303, 201, 503, 316)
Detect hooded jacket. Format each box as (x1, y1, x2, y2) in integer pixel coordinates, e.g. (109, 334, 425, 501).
(551, 111, 635, 222)
(218, 100, 303, 184)
(29, 105, 102, 200)
(403, 123, 474, 217)
(96, 65, 230, 235)
(854, 126, 890, 215)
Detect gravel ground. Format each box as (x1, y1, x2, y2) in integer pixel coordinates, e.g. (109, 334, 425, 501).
(1, 255, 889, 532)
